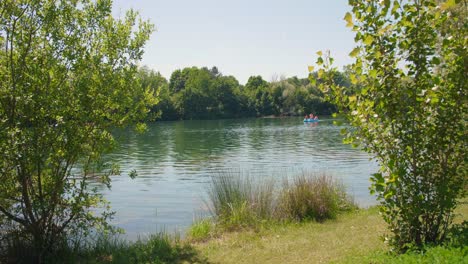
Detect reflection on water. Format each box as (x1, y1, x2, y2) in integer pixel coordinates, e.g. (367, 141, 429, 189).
(95, 117, 378, 240)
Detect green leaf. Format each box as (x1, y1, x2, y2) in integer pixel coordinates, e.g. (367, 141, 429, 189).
(440, 0, 456, 10)
(363, 35, 374, 45)
(317, 69, 325, 78)
(316, 57, 324, 65)
(391, 0, 400, 14)
(344, 12, 353, 27)
(309, 77, 316, 86)
(349, 47, 360, 58)
(350, 74, 358, 85)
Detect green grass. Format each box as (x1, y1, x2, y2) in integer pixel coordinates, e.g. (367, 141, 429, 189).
(3, 200, 465, 263)
(194, 207, 387, 263)
(338, 246, 468, 264)
(193, 201, 468, 264)
(187, 218, 216, 242)
(206, 171, 355, 232)
(3, 232, 209, 264)
(207, 172, 275, 230)
(276, 173, 357, 222)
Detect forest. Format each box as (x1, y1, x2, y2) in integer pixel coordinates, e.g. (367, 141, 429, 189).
(138, 66, 349, 120)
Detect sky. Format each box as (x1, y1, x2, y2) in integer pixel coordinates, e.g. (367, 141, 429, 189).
(112, 0, 355, 84)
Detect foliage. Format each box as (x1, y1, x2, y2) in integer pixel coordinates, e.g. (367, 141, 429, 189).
(313, 0, 467, 252)
(276, 173, 357, 222)
(142, 66, 346, 121)
(0, 0, 155, 261)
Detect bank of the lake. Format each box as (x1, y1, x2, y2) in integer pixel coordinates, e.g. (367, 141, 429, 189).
(192, 201, 467, 264)
(41, 201, 467, 263)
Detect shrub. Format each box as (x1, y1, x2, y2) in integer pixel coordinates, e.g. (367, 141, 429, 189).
(276, 173, 356, 222)
(0, 1, 155, 261)
(313, 0, 467, 252)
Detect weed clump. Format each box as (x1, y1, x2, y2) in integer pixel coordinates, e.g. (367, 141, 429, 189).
(276, 173, 357, 222)
(204, 171, 356, 231)
(207, 172, 274, 230)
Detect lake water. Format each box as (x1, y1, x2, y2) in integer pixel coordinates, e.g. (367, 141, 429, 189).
(97, 117, 379, 240)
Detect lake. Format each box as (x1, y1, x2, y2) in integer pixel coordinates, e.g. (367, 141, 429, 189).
(96, 117, 379, 240)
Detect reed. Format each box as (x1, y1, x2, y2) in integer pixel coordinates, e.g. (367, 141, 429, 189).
(207, 172, 274, 230)
(276, 172, 357, 222)
(205, 171, 356, 230)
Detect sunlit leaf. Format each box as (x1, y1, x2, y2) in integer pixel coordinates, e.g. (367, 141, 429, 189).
(344, 12, 353, 27)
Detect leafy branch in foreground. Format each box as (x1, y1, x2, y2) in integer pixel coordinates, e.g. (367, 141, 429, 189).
(0, 0, 155, 261)
(311, 0, 467, 252)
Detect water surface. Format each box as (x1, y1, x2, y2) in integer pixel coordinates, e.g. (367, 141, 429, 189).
(98, 117, 378, 239)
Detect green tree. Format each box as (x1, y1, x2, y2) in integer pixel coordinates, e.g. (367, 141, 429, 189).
(313, 0, 467, 251)
(0, 0, 155, 260)
(211, 75, 242, 118)
(245, 76, 274, 116)
(137, 67, 174, 120)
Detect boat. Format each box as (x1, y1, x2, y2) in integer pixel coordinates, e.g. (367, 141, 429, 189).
(303, 118, 319, 122)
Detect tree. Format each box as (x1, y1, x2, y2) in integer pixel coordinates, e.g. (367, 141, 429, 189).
(313, 0, 467, 251)
(169, 68, 189, 93)
(244, 76, 274, 116)
(137, 67, 169, 120)
(0, 0, 155, 261)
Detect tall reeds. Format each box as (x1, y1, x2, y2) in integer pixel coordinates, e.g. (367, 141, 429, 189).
(204, 171, 356, 231)
(207, 172, 274, 229)
(276, 173, 356, 222)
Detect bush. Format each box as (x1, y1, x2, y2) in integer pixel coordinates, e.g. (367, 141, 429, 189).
(276, 173, 356, 222)
(313, 0, 467, 252)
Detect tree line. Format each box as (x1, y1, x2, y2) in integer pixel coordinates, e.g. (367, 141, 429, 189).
(138, 66, 350, 121)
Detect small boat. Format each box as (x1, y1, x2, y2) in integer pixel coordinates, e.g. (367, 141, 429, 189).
(303, 118, 319, 122)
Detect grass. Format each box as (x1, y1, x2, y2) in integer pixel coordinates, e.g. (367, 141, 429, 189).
(276, 173, 357, 222)
(2, 232, 209, 264)
(205, 172, 355, 233)
(339, 246, 468, 264)
(207, 172, 275, 230)
(194, 207, 387, 263)
(3, 171, 466, 263)
(187, 218, 215, 242)
(193, 201, 468, 264)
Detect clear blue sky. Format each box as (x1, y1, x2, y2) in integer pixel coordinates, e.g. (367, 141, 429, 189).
(112, 0, 354, 84)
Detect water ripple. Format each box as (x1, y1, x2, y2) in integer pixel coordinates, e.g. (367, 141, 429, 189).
(97, 117, 379, 240)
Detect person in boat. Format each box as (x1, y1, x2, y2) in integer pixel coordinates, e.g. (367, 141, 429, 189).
(309, 113, 314, 119)
(304, 115, 308, 120)
(314, 115, 318, 120)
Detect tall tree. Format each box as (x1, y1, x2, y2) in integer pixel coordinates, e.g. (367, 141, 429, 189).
(0, 0, 155, 261)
